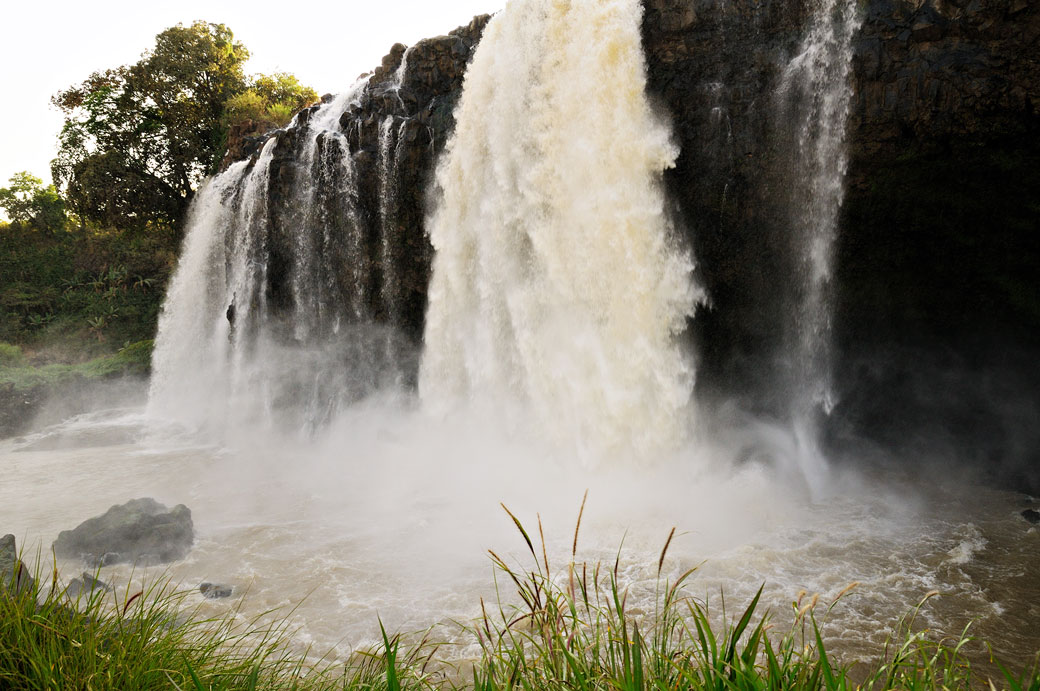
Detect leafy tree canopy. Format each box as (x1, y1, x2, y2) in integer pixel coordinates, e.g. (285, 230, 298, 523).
(50, 21, 318, 232)
(51, 22, 249, 230)
(0, 172, 66, 233)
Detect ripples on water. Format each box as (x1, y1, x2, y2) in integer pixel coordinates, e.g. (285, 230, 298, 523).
(1, 403, 1037, 669)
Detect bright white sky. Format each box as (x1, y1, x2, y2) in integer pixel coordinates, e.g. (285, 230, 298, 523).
(0, 0, 501, 195)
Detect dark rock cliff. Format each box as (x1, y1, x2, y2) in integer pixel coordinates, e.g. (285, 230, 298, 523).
(643, 0, 1039, 490)
(222, 1, 1039, 489)
(837, 0, 1040, 489)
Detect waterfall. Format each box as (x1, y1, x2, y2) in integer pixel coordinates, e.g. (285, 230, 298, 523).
(419, 0, 699, 462)
(146, 0, 860, 472)
(776, 0, 861, 483)
(148, 82, 412, 435)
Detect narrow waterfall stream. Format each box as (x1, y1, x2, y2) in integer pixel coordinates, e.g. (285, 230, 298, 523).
(776, 0, 862, 491)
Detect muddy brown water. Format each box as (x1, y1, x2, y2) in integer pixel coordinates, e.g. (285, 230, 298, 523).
(1, 407, 1037, 676)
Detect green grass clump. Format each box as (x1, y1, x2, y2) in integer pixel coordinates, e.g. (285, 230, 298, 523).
(465, 502, 1039, 691)
(0, 342, 26, 367)
(0, 554, 424, 690)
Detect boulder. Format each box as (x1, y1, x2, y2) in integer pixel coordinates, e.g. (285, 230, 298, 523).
(0, 534, 34, 595)
(1022, 509, 1040, 525)
(53, 498, 194, 566)
(66, 572, 112, 599)
(199, 582, 234, 599)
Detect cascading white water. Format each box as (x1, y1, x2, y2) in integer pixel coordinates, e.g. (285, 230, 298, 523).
(776, 0, 860, 486)
(148, 81, 408, 435)
(419, 0, 699, 462)
(147, 161, 251, 430)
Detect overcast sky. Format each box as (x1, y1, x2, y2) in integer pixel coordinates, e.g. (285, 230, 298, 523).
(0, 0, 501, 195)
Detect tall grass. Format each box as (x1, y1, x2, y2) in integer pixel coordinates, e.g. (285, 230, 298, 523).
(2, 513, 1038, 690)
(466, 503, 1040, 690)
(0, 552, 425, 690)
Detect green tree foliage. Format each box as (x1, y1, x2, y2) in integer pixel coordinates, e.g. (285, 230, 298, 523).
(225, 72, 319, 127)
(51, 22, 250, 229)
(0, 172, 66, 233)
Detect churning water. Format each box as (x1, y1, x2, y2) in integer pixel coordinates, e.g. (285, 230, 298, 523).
(2, 0, 1038, 676)
(2, 409, 1038, 669)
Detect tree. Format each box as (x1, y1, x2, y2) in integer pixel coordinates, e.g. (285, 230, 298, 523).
(0, 172, 66, 233)
(52, 22, 250, 229)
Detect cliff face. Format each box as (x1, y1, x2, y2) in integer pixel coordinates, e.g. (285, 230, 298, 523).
(643, 0, 1039, 488)
(221, 1, 1039, 488)
(837, 0, 1040, 487)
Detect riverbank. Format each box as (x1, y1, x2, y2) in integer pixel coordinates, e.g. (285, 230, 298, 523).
(0, 341, 151, 437)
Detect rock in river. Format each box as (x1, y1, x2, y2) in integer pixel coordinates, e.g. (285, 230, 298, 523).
(1, 533, 34, 594)
(53, 498, 194, 566)
(199, 582, 234, 599)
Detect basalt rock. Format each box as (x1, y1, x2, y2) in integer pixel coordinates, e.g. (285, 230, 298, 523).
(1, 534, 33, 595)
(647, 0, 1040, 491)
(53, 498, 194, 566)
(199, 582, 234, 599)
(66, 572, 112, 599)
(834, 0, 1040, 491)
(221, 119, 281, 171)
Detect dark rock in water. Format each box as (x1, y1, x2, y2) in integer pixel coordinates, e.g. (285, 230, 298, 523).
(66, 572, 112, 599)
(94, 552, 122, 567)
(0, 534, 34, 595)
(53, 498, 194, 566)
(1022, 509, 1040, 525)
(79, 572, 111, 592)
(199, 582, 233, 599)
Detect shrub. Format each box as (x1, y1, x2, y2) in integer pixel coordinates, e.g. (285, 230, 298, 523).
(0, 342, 25, 366)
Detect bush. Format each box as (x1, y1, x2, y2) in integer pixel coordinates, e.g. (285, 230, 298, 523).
(266, 102, 295, 126)
(0, 342, 25, 366)
(224, 72, 318, 129)
(225, 90, 268, 124)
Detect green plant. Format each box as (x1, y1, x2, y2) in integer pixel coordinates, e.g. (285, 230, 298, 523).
(26, 312, 55, 330)
(266, 102, 296, 127)
(0, 549, 387, 690)
(467, 503, 1040, 691)
(0, 342, 26, 366)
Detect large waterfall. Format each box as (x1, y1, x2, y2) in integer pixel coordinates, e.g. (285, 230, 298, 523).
(419, 0, 699, 462)
(9, 0, 1040, 673)
(147, 0, 863, 471)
